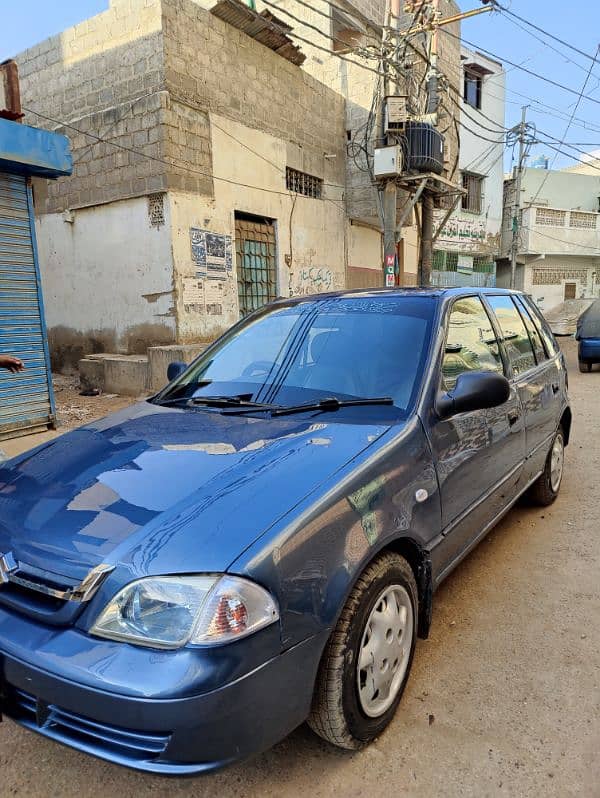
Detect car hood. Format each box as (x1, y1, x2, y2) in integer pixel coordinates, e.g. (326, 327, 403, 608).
(0, 402, 390, 581)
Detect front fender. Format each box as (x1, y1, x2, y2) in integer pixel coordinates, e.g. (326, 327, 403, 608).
(232, 417, 441, 649)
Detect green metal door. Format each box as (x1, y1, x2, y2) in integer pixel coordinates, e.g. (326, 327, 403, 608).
(235, 216, 277, 317)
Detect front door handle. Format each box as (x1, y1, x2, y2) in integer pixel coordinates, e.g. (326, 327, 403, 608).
(508, 410, 520, 426)
(552, 382, 560, 395)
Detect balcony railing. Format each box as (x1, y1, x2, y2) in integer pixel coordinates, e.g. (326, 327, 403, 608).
(514, 205, 600, 256)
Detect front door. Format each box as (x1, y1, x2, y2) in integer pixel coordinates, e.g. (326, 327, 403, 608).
(564, 282, 576, 300)
(235, 214, 277, 317)
(426, 295, 526, 577)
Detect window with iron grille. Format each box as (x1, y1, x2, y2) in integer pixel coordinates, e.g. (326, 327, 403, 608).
(235, 213, 277, 318)
(433, 250, 459, 271)
(461, 172, 484, 214)
(473, 255, 495, 273)
(569, 211, 597, 229)
(535, 207, 566, 227)
(286, 167, 323, 199)
(464, 68, 482, 109)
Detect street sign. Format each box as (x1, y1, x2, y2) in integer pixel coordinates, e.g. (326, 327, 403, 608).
(385, 273, 395, 287)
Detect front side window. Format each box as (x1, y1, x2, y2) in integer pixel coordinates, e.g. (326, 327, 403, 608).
(157, 296, 436, 415)
(462, 172, 484, 214)
(487, 295, 536, 377)
(442, 296, 503, 391)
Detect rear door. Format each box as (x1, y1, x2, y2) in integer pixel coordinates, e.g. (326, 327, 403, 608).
(485, 294, 562, 486)
(426, 295, 525, 576)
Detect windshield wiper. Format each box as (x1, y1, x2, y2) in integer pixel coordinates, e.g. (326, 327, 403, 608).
(270, 396, 394, 417)
(190, 396, 277, 409)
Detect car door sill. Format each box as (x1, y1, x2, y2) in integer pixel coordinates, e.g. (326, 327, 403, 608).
(434, 469, 543, 587)
(441, 461, 523, 540)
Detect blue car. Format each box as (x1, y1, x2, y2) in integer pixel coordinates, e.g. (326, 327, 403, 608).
(0, 288, 570, 774)
(576, 298, 600, 372)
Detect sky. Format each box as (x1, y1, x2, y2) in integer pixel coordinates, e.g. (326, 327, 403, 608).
(1, 0, 599, 172)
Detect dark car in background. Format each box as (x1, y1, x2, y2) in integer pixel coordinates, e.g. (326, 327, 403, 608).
(576, 298, 600, 372)
(0, 288, 570, 774)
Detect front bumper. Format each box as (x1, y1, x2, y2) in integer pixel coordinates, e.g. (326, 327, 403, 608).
(0, 631, 329, 774)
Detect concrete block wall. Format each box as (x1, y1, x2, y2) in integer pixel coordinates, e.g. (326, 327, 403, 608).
(162, 0, 347, 181)
(16, 0, 167, 213)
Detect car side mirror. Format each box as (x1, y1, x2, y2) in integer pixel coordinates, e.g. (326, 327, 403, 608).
(167, 361, 187, 382)
(437, 371, 510, 420)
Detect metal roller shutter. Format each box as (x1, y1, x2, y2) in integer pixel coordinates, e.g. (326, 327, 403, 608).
(0, 171, 55, 439)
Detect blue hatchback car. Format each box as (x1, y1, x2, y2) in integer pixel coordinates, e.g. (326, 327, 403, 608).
(0, 288, 570, 774)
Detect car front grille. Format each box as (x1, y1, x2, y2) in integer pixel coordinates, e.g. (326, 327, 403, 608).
(7, 687, 171, 763)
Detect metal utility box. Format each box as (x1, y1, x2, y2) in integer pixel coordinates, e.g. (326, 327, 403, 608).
(384, 95, 407, 133)
(374, 145, 403, 178)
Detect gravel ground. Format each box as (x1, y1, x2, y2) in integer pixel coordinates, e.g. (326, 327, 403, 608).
(0, 338, 598, 797)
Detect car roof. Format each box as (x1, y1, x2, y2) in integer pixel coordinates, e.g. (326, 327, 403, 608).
(271, 286, 523, 306)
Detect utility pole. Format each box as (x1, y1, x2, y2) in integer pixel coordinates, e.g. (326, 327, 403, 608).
(376, 0, 495, 286)
(510, 105, 528, 289)
(382, 0, 400, 287)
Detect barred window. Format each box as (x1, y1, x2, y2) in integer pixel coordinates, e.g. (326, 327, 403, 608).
(286, 167, 323, 199)
(433, 250, 459, 271)
(461, 172, 484, 214)
(569, 211, 597, 229)
(535, 207, 566, 227)
(473, 256, 494, 273)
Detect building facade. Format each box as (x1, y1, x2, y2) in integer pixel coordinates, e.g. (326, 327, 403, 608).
(432, 46, 505, 288)
(498, 167, 600, 312)
(16, 0, 347, 369)
(272, 0, 462, 287)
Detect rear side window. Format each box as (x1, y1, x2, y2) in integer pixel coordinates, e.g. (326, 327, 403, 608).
(442, 296, 504, 391)
(486, 295, 536, 377)
(521, 295, 559, 356)
(514, 296, 547, 363)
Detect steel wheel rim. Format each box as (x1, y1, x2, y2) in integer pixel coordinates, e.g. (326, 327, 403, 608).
(357, 584, 413, 718)
(550, 433, 564, 493)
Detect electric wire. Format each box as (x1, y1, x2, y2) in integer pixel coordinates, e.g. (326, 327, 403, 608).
(529, 44, 600, 206)
(22, 105, 347, 211)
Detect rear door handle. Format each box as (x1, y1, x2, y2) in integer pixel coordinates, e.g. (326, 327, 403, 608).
(552, 383, 560, 394)
(508, 411, 520, 426)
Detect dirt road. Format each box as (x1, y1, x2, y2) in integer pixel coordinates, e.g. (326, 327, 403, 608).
(1, 338, 598, 797)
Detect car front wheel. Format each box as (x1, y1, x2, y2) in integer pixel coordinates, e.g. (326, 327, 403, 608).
(308, 552, 418, 749)
(578, 360, 592, 373)
(528, 426, 565, 506)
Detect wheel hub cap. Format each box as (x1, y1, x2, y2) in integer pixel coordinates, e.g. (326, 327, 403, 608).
(550, 433, 564, 493)
(357, 584, 413, 718)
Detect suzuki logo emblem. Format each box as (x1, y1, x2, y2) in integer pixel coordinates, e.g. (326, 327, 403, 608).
(0, 552, 17, 585)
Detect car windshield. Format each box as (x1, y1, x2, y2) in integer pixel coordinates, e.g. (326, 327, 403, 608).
(155, 295, 436, 415)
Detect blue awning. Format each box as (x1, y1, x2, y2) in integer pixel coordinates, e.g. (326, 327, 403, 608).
(0, 117, 72, 179)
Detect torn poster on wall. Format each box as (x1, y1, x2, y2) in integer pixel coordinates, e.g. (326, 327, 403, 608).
(190, 228, 233, 280)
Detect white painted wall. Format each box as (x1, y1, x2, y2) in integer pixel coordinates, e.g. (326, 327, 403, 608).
(35, 196, 175, 362)
(523, 255, 600, 312)
(456, 47, 506, 254)
(169, 113, 347, 343)
(520, 168, 600, 211)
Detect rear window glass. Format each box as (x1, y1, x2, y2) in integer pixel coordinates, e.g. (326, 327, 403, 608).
(514, 296, 547, 363)
(521, 296, 559, 356)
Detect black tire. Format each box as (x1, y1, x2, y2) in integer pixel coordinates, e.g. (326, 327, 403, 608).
(578, 360, 592, 373)
(308, 552, 418, 750)
(528, 426, 565, 506)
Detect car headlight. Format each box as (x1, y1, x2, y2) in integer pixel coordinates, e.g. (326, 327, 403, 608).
(90, 575, 279, 649)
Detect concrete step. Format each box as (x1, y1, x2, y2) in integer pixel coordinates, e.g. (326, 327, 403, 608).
(79, 354, 149, 397)
(147, 343, 210, 392)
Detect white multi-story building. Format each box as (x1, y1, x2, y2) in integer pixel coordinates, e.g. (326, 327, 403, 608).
(498, 167, 600, 312)
(432, 46, 506, 287)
